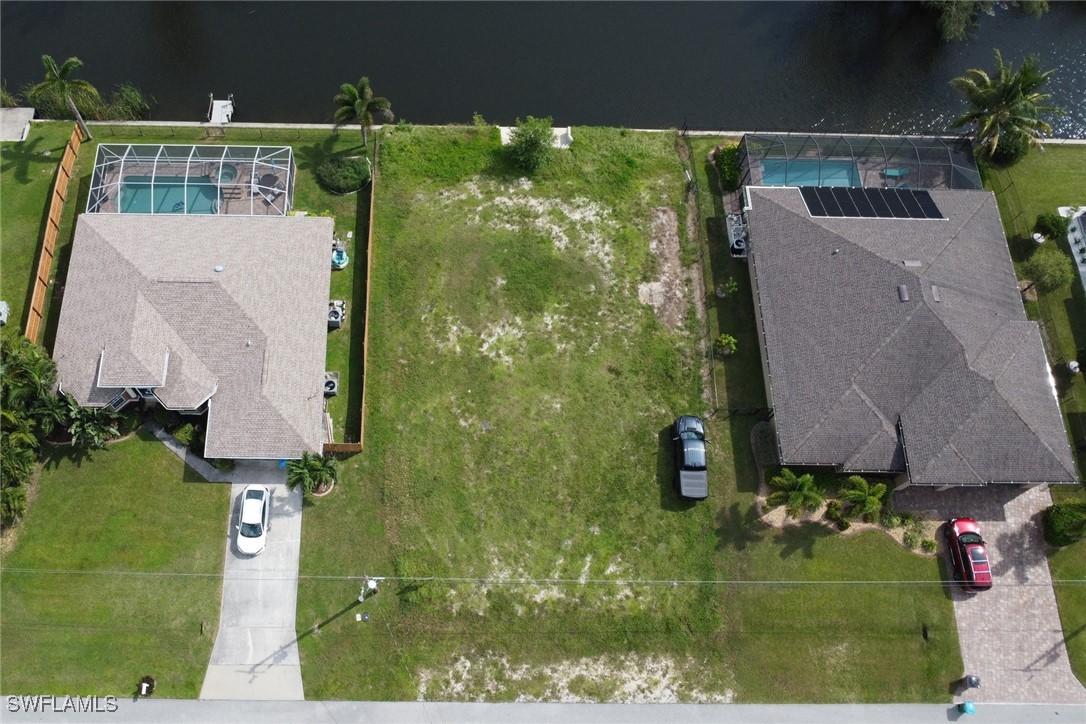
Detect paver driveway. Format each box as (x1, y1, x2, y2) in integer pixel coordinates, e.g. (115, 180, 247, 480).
(199, 462, 304, 700)
(896, 485, 1086, 704)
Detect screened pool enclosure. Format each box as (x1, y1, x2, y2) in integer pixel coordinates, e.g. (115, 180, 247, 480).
(738, 134, 981, 191)
(87, 144, 296, 216)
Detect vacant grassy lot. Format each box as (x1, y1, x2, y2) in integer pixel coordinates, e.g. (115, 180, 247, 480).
(985, 144, 1086, 684)
(296, 126, 960, 703)
(0, 430, 229, 696)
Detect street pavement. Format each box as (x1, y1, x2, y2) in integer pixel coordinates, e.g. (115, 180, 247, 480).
(198, 462, 305, 700)
(3, 698, 1083, 723)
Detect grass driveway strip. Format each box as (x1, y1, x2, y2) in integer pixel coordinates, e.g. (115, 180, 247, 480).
(296, 126, 960, 702)
(0, 430, 229, 697)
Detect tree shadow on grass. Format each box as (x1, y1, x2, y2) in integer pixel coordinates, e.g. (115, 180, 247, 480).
(715, 501, 766, 552)
(657, 425, 695, 512)
(774, 522, 832, 560)
(1, 134, 47, 184)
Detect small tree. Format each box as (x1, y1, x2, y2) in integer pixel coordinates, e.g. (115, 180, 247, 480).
(508, 115, 554, 173)
(286, 451, 337, 500)
(1034, 211, 1068, 242)
(766, 468, 825, 518)
(1022, 246, 1075, 294)
(333, 76, 392, 150)
(839, 475, 888, 523)
(1043, 502, 1086, 546)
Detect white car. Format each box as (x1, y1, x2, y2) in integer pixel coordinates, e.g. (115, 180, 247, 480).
(236, 485, 271, 555)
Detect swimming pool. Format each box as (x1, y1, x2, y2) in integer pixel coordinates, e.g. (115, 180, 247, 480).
(760, 158, 860, 187)
(119, 176, 221, 214)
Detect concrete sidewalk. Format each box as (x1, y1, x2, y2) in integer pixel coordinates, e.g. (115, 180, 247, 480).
(198, 462, 305, 700)
(3, 698, 1083, 723)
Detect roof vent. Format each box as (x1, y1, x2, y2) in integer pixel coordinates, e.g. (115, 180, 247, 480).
(897, 284, 910, 302)
(214, 265, 224, 273)
(931, 285, 941, 302)
(903, 260, 922, 268)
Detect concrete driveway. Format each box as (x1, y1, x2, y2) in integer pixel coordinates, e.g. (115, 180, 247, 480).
(896, 485, 1086, 704)
(199, 462, 305, 700)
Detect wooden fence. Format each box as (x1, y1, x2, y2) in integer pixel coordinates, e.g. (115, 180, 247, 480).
(324, 140, 378, 456)
(24, 125, 82, 343)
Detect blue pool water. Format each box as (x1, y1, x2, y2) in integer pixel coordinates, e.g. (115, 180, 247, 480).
(760, 158, 860, 187)
(120, 176, 220, 214)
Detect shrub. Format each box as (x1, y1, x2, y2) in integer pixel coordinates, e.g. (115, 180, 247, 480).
(715, 143, 740, 192)
(107, 83, 151, 120)
(472, 111, 488, 127)
(1044, 502, 1086, 547)
(1, 486, 28, 524)
(172, 423, 195, 447)
(836, 517, 851, 531)
(903, 530, 920, 550)
(152, 406, 182, 430)
(825, 499, 843, 519)
(508, 115, 554, 173)
(211, 458, 236, 472)
(990, 129, 1031, 167)
(879, 505, 904, 528)
(118, 409, 143, 435)
(1, 84, 18, 108)
(1023, 246, 1075, 293)
(921, 538, 938, 554)
(713, 333, 738, 357)
(315, 155, 372, 194)
(1034, 211, 1068, 242)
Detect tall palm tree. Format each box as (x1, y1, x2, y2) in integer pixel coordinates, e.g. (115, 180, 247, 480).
(27, 55, 99, 141)
(766, 468, 825, 519)
(950, 49, 1063, 163)
(839, 475, 887, 523)
(332, 77, 392, 150)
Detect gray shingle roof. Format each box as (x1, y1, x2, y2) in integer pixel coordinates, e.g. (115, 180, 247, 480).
(747, 186, 1078, 486)
(52, 214, 334, 459)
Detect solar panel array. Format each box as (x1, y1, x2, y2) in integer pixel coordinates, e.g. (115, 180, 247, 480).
(799, 186, 944, 220)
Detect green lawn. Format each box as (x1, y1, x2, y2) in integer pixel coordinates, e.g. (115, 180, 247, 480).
(296, 126, 960, 702)
(0, 122, 77, 329)
(0, 122, 369, 442)
(984, 146, 1086, 685)
(0, 429, 229, 696)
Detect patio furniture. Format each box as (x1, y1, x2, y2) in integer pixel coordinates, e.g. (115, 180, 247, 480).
(882, 167, 909, 188)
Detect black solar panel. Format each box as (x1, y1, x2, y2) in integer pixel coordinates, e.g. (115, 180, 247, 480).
(863, 188, 894, 218)
(831, 187, 860, 217)
(914, 190, 944, 219)
(849, 188, 876, 217)
(815, 187, 842, 217)
(800, 187, 825, 216)
(796, 187, 944, 220)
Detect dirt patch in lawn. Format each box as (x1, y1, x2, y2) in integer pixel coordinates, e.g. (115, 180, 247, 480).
(416, 651, 734, 703)
(638, 207, 686, 330)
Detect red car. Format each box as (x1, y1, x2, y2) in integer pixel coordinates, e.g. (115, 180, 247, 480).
(945, 518, 992, 592)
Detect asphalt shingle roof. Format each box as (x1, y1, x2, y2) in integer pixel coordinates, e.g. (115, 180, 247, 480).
(52, 214, 334, 459)
(747, 186, 1077, 486)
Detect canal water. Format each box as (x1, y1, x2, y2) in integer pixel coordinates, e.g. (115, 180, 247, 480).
(2, 1, 1084, 137)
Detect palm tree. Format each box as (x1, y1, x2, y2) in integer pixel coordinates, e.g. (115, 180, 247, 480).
(1, 335, 57, 413)
(839, 475, 887, 523)
(1, 409, 38, 487)
(286, 451, 337, 500)
(332, 76, 392, 150)
(765, 468, 825, 519)
(950, 49, 1063, 164)
(27, 55, 100, 141)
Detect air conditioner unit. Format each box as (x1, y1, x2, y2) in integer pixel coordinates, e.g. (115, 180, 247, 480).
(324, 372, 340, 397)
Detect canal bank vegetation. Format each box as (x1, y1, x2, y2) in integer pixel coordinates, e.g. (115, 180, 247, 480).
(294, 125, 960, 703)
